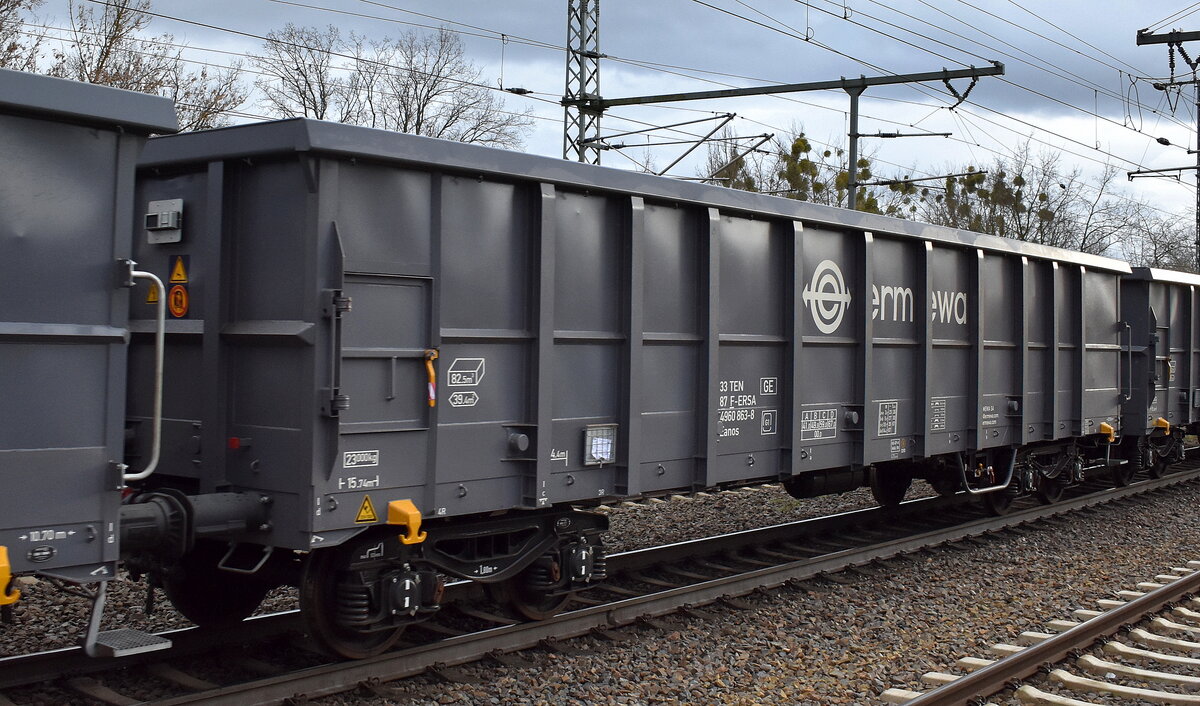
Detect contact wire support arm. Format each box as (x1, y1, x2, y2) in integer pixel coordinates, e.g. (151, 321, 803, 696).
(123, 263, 165, 482)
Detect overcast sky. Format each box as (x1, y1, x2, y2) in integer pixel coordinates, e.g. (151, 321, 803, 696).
(28, 1, 1200, 227)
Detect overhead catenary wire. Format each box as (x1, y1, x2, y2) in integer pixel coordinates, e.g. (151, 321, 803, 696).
(790, 0, 1196, 139)
(664, 1, 1195, 218)
(687, 1, 1195, 195)
(47, 0, 1195, 221)
(241, 0, 1197, 181)
(72, 0, 958, 171)
(692, 0, 1189, 165)
(21, 21, 564, 128)
(80, 0, 539, 104)
(1004, 0, 1150, 77)
(326, 0, 1197, 217)
(1143, 3, 1200, 34)
(900, 0, 1186, 129)
(61, 0, 838, 168)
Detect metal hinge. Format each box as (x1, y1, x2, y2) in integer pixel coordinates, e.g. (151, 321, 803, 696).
(321, 388, 350, 417)
(107, 461, 128, 491)
(322, 290, 352, 317)
(320, 288, 351, 418)
(116, 259, 137, 289)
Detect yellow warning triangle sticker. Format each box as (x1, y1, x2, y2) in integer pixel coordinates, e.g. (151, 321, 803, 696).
(355, 495, 379, 523)
(169, 257, 188, 283)
(146, 285, 159, 303)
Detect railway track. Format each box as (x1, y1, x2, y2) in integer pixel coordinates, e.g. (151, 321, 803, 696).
(3, 467, 1199, 705)
(883, 559, 1200, 705)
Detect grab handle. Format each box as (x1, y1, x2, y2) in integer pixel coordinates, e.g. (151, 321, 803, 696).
(1119, 320, 1133, 403)
(956, 448, 1017, 495)
(124, 267, 165, 482)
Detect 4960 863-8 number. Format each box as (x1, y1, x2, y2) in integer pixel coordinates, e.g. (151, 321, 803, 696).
(718, 408, 757, 423)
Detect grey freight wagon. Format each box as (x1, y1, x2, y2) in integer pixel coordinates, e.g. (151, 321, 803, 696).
(0, 70, 176, 584)
(114, 117, 1131, 656)
(1119, 267, 1200, 480)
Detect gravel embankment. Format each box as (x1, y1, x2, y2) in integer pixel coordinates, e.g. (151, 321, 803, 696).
(0, 483, 908, 657)
(6, 479, 1199, 706)
(601, 483, 929, 554)
(319, 480, 1200, 705)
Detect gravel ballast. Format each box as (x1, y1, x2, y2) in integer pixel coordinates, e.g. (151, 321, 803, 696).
(5, 479, 1200, 706)
(0, 483, 913, 657)
(317, 480, 1200, 705)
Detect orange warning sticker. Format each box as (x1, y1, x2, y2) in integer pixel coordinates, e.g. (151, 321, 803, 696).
(146, 284, 159, 303)
(355, 495, 379, 523)
(169, 256, 188, 284)
(167, 284, 189, 318)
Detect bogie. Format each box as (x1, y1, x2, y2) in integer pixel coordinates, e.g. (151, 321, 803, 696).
(299, 532, 443, 659)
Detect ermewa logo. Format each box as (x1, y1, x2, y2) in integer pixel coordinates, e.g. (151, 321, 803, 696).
(802, 260, 852, 334)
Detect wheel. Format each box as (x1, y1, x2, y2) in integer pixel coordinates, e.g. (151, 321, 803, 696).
(1147, 458, 1169, 478)
(162, 540, 272, 627)
(869, 468, 912, 507)
(981, 490, 1014, 516)
(1034, 476, 1066, 505)
(300, 546, 405, 659)
(927, 475, 960, 498)
(486, 575, 571, 621)
(1109, 462, 1135, 487)
(486, 553, 573, 621)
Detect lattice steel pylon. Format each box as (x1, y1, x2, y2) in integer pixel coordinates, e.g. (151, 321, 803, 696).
(563, 0, 603, 163)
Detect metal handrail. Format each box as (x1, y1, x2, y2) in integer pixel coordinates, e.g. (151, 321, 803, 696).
(1120, 320, 1133, 403)
(957, 448, 1017, 495)
(123, 270, 165, 482)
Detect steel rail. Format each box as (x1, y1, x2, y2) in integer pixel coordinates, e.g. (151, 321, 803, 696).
(2, 467, 1195, 702)
(0, 492, 963, 687)
(905, 561, 1200, 705)
(0, 612, 303, 690)
(149, 469, 1200, 706)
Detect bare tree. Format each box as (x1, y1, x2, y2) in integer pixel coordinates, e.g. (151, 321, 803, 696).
(166, 63, 247, 133)
(1122, 212, 1197, 272)
(362, 29, 530, 147)
(256, 25, 531, 149)
(252, 23, 359, 123)
(0, 0, 42, 71)
(701, 125, 914, 215)
(916, 143, 1137, 256)
(49, 0, 246, 130)
(700, 127, 773, 191)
